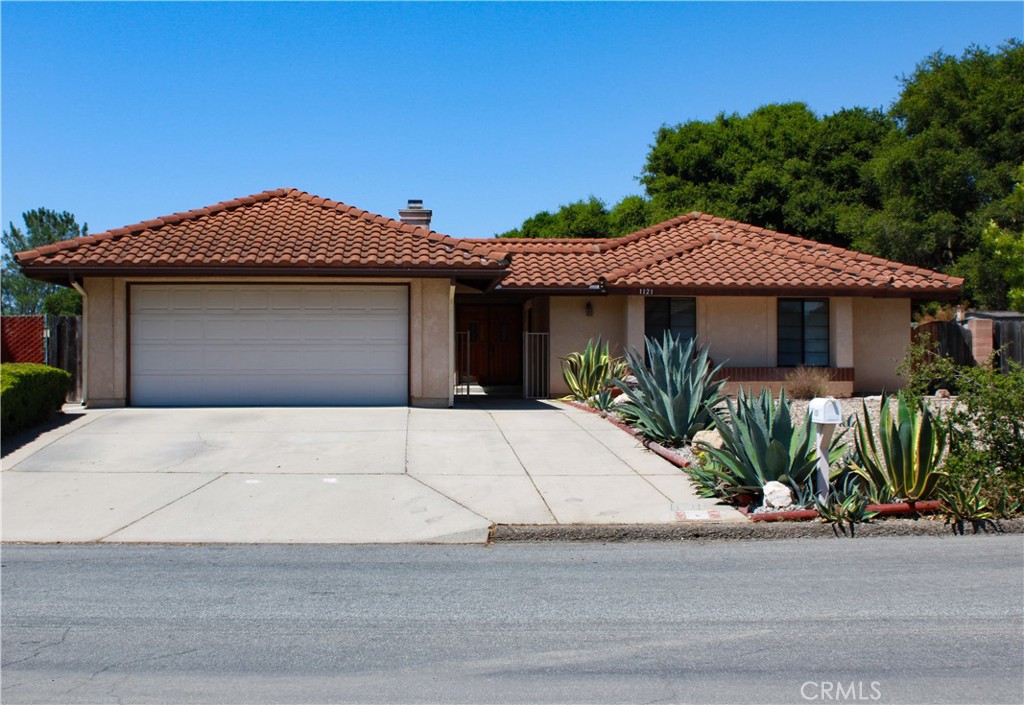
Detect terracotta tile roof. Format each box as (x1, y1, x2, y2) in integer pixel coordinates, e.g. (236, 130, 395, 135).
(16, 188, 509, 278)
(17, 191, 962, 299)
(461, 213, 963, 297)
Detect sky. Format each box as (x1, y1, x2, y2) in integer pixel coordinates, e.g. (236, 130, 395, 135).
(2, 1, 1022, 241)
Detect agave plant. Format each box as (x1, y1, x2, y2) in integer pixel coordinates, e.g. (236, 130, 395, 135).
(612, 333, 726, 446)
(940, 479, 997, 535)
(815, 480, 879, 538)
(849, 394, 948, 506)
(697, 388, 845, 498)
(561, 337, 628, 404)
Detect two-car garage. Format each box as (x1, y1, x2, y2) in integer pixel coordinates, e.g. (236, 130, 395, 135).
(129, 284, 409, 406)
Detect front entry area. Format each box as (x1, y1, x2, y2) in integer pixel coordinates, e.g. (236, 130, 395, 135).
(455, 304, 522, 387)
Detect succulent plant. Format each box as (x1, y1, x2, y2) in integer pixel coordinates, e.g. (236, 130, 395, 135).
(849, 393, 948, 506)
(612, 332, 727, 446)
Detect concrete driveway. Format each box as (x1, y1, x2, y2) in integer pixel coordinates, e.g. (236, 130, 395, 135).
(1, 400, 740, 544)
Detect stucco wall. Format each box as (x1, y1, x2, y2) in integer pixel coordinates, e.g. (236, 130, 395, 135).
(80, 276, 453, 408)
(548, 295, 627, 396)
(697, 296, 776, 367)
(853, 297, 910, 393)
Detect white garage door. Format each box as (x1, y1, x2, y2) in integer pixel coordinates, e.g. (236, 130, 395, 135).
(130, 284, 409, 406)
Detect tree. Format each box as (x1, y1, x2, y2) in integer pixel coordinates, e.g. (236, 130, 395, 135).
(855, 42, 1024, 270)
(954, 165, 1024, 310)
(641, 102, 893, 246)
(500, 196, 614, 239)
(2, 209, 87, 314)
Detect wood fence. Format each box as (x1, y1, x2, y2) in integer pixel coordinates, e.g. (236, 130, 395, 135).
(45, 315, 83, 402)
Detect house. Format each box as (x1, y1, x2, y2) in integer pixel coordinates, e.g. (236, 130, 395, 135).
(15, 188, 963, 407)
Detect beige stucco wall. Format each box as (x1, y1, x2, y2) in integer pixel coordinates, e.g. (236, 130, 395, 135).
(853, 297, 911, 394)
(80, 276, 453, 408)
(547, 295, 627, 396)
(697, 296, 776, 367)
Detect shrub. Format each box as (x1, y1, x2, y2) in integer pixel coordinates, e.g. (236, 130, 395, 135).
(895, 332, 960, 402)
(612, 333, 726, 446)
(849, 393, 947, 505)
(696, 388, 845, 502)
(784, 366, 831, 399)
(561, 336, 627, 405)
(944, 360, 1024, 513)
(1, 363, 71, 437)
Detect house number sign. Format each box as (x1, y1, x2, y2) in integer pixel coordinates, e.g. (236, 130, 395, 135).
(638, 288, 655, 295)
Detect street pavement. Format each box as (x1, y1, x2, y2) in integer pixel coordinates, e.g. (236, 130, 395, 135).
(1, 401, 740, 544)
(2, 537, 1022, 704)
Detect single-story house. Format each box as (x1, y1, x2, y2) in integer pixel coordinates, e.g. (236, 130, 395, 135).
(16, 188, 963, 407)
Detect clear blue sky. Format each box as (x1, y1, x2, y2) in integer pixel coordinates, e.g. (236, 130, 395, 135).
(2, 1, 1021, 240)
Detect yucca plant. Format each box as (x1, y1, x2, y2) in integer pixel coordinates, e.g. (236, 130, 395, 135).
(849, 394, 948, 507)
(612, 333, 726, 446)
(561, 337, 627, 404)
(940, 479, 997, 535)
(697, 388, 845, 498)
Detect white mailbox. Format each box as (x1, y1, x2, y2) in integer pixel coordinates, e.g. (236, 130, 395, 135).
(808, 397, 842, 501)
(808, 397, 842, 425)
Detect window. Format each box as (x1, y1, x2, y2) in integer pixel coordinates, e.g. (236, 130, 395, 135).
(777, 299, 829, 366)
(645, 297, 696, 343)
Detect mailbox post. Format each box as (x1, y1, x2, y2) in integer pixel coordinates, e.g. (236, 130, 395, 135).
(808, 397, 842, 501)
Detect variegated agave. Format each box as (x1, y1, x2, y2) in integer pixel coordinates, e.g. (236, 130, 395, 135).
(560, 336, 628, 405)
(849, 394, 948, 505)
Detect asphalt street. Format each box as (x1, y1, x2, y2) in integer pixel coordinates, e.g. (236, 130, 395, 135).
(2, 537, 1022, 704)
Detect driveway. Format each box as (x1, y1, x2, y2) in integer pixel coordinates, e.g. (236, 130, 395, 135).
(1, 400, 741, 544)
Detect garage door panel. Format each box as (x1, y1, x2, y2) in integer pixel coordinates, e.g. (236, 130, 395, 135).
(130, 285, 409, 406)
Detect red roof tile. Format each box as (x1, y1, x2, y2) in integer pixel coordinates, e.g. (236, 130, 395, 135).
(16, 188, 509, 278)
(461, 212, 962, 297)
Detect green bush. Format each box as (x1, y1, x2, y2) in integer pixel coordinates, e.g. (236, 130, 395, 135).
(944, 361, 1024, 513)
(612, 333, 726, 446)
(1, 363, 71, 437)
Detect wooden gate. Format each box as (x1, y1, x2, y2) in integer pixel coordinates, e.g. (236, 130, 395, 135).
(45, 315, 82, 402)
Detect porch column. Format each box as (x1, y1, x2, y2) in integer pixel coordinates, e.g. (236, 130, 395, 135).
(831, 297, 854, 369)
(625, 295, 645, 356)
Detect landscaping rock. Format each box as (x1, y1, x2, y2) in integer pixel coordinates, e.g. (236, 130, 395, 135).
(691, 428, 724, 450)
(934, 388, 951, 399)
(763, 481, 795, 509)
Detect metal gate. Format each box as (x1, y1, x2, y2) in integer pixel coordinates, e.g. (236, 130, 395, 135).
(523, 332, 549, 399)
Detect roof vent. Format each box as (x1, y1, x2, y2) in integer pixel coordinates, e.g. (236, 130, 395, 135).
(399, 199, 432, 229)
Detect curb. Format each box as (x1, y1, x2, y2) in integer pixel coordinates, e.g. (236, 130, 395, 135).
(491, 517, 1024, 542)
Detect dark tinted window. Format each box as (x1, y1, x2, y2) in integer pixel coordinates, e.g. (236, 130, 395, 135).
(645, 298, 696, 342)
(778, 299, 829, 366)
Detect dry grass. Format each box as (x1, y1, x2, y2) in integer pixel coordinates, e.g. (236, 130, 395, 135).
(784, 366, 831, 399)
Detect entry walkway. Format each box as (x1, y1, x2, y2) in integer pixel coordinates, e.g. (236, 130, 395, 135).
(1, 401, 742, 544)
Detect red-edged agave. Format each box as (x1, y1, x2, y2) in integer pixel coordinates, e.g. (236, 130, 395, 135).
(850, 393, 948, 506)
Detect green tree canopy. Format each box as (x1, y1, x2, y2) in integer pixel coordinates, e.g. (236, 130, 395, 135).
(854, 41, 1024, 271)
(2, 208, 87, 314)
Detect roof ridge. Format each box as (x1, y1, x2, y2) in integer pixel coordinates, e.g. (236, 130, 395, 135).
(15, 188, 294, 262)
(16, 187, 507, 266)
(600, 231, 717, 284)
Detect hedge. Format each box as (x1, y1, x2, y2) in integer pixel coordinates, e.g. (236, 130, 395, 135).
(1, 363, 72, 438)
